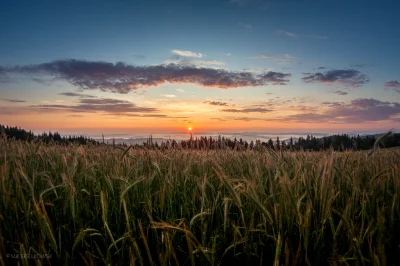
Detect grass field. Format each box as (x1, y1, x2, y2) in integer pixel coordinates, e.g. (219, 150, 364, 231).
(1, 137, 400, 265)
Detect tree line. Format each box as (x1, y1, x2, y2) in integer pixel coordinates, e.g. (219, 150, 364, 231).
(0, 124, 98, 145)
(144, 132, 400, 152)
(1, 124, 399, 151)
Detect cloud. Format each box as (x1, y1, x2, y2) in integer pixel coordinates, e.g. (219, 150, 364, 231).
(221, 107, 273, 113)
(253, 54, 293, 60)
(0, 106, 32, 115)
(104, 113, 188, 119)
(333, 90, 348, 95)
(282, 98, 400, 123)
(384, 81, 400, 93)
(253, 54, 294, 65)
(171, 50, 204, 58)
(0, 98, 26, 103)
(242, 68, 274, 74)
(161, 94, 177, 98)
(30, 97, 158, 114)
(78, 98, 132, 105)
(321, 101, 345, 107)
(306, 35, 328, 40)
(163, 59, 227, 70)
(2, 59, 291, 92)
(59, 92, 97, 98)
(210, 117, 227, 121)
(278, 31, 328, 40)
(278, 30, 297, 37)
(350, 98, 391, 108)
(203, 101, 230, 106)
(231, 117, 266, 121)
(350, 64, 369, 68)
(31, 77, 54, 85)
(257, 72, 291, 85)
(302, 69, 369, 87)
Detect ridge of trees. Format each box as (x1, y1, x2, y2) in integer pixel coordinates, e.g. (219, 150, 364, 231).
(1, 124, 399, 151)
(0, 124, 98, 145)
(148, 133, 400, 151)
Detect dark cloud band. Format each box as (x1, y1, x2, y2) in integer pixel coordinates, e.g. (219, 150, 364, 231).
(302, 69, 369, 87)
(384, 81, 400, 93)
(3, 59, 292, 93)
(283, 98, 400, 123)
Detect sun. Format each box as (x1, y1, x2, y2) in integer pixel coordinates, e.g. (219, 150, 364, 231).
(188, 127, 192, 131)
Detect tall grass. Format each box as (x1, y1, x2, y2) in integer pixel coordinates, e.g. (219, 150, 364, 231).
(1, 136, 400, 265)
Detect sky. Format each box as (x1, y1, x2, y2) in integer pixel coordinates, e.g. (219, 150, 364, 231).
(1, 0, 400, 137)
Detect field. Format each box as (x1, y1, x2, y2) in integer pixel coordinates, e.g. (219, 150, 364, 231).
(1, 137, 400, 266)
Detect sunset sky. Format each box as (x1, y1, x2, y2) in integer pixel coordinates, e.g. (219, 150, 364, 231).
(1, 0, 399, 137)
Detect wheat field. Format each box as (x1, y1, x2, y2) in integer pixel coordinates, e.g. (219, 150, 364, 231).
(1, 137, 400, 265)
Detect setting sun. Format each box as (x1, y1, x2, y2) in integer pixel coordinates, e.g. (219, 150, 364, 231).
(188, 127, 192, 131)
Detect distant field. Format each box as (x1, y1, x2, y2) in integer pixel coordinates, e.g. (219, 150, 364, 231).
(1, 138, 400, 265)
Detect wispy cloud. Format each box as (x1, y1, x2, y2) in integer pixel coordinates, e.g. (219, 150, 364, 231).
(210, 117, 227, 121)
(221, 107, 273, 113)
(166, 58, 225, 67)
(257, 72, 291, 85)
(253, 54, 293, 60)
(302, 69, 369, 87)
(0, 106, 32, 115)
(59, 92, 97, 98)
(384, 80, 400, 93)
(306, 34, 328, 40)
(281, 98, 400, 123)
(253, 54, 294, 65)
(278, 30, 328, 40)
(171, 50, 204, 58)
(185, 97, 400, 124)
(350, 64, 370, 68)
(30, 97, 158, 114)
(2, 59, 292, 92)
(163, 59, 227, 70)
(31, 77, 54, 85)
(161, 94, 177, 98)
(321, 101, 345, 107)
(203, 101, 230, 106)
(242, 68, 274, 74)
(0, 98, 26, 103)
(104, 113, 188, 119)
(333, 90, 348, 95)
(277, 30, 297, 37)
(78, 98, 131, 105)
